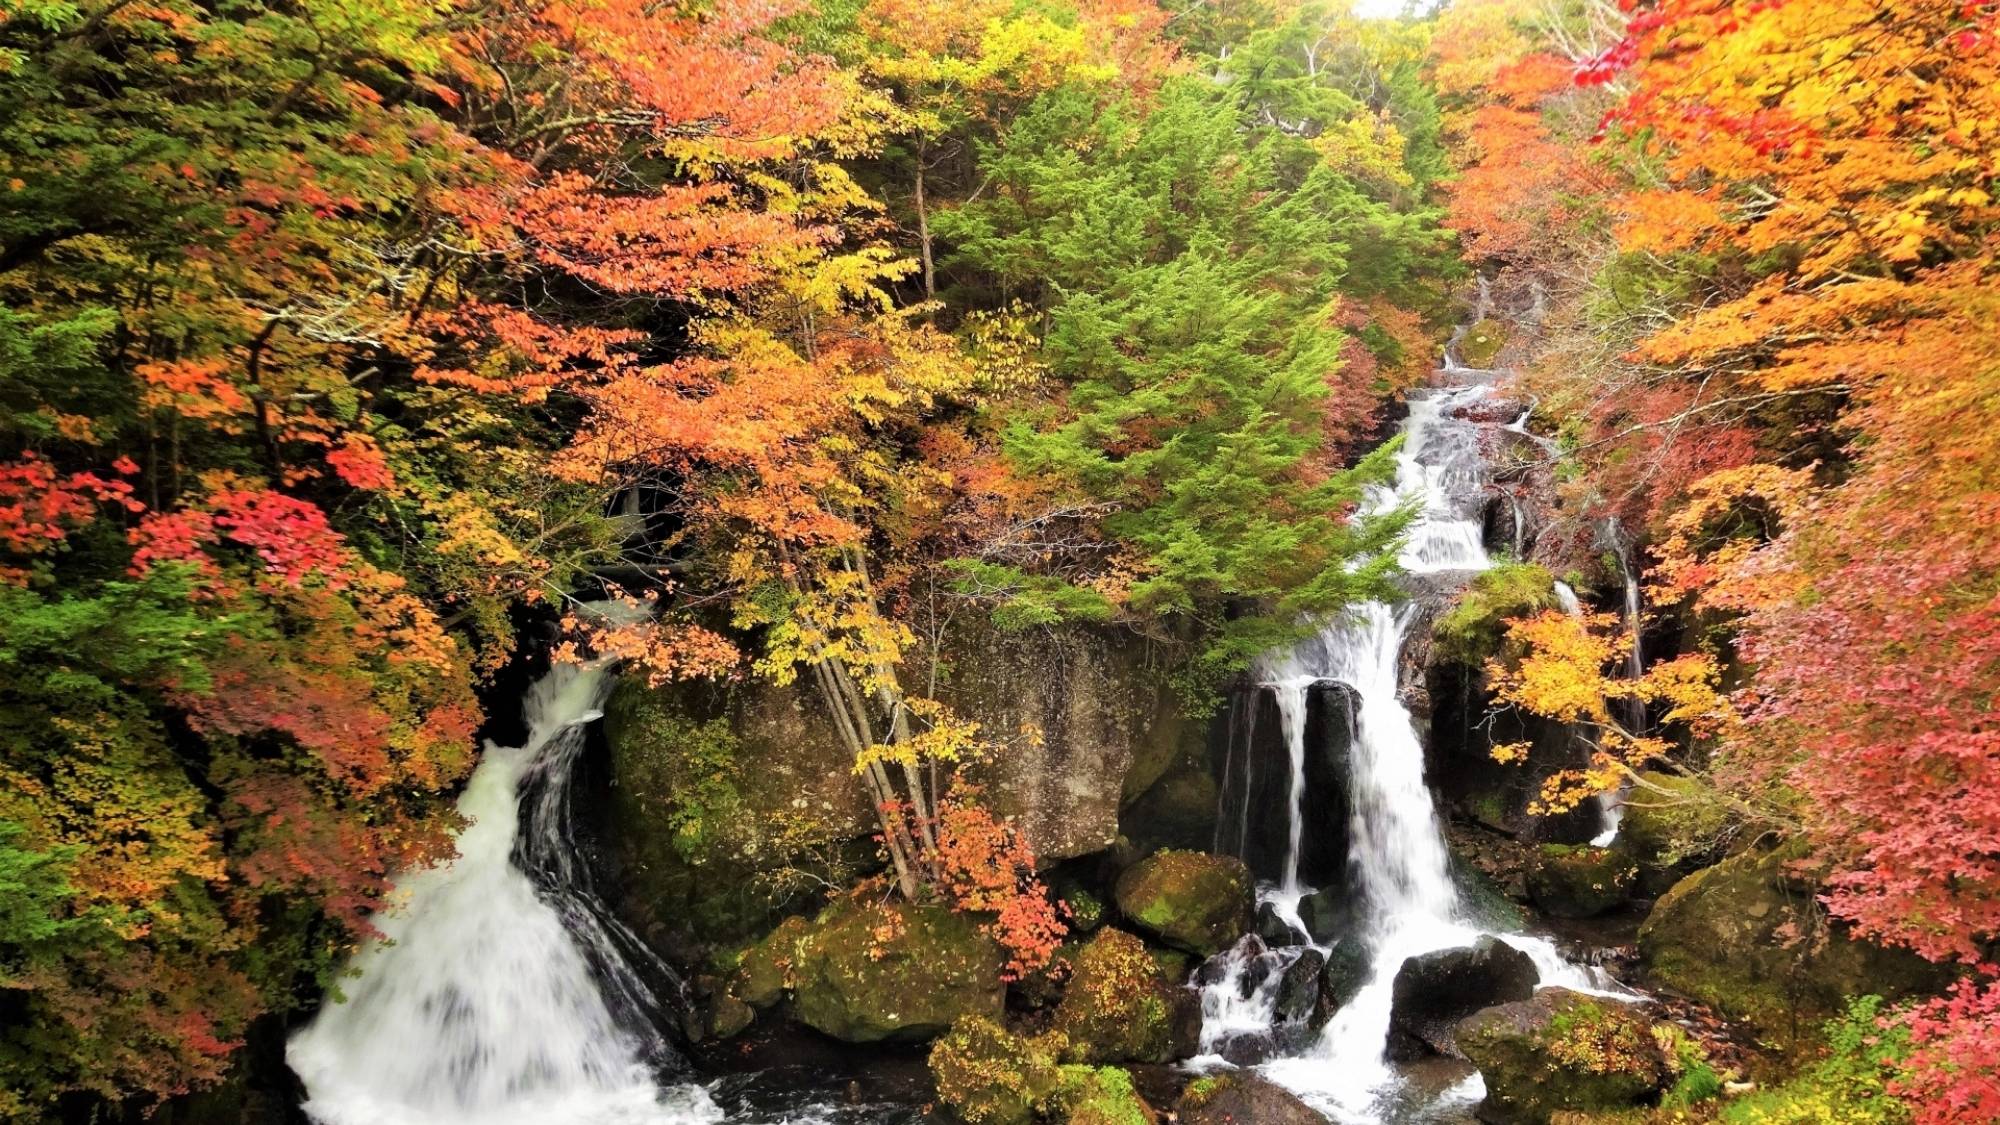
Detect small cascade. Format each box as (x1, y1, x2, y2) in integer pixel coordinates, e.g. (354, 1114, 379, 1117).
(288, 632, 717, 1125)
(1592, 521, 1649, 845)
(1201, 306, 1627, 1122)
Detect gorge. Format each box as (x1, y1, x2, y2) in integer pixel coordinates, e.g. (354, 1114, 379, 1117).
(4, 1, 1995, 1123)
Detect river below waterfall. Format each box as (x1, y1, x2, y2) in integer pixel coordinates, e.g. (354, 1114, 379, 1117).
(286, 356, 1630, 1125)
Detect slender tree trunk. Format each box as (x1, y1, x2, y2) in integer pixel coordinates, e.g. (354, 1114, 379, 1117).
(914, 151, 936, 304)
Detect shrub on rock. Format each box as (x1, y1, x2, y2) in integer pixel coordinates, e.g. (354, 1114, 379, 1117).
(1112, 850, 1253, 955)
(929, 1016, 1065, 1125)
(1053, 928, 1184, 1064)
(1052, 1065, 1158, 1125)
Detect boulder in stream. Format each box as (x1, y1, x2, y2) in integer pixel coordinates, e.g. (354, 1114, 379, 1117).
(1175, 1072, 1323, 1125)
(1455, 988, 1672, 1124)
(1316, 938, 1372, 1021)
(1295, 885, 1354, 944)
(1112, 850, 1253, 956)
(788, 898, 1004, 1043)
(1388, 935, 1539, 1059)
(1052, 928, 1187, 1064)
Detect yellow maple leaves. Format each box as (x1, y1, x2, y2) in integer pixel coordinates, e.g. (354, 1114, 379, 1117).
(1485, 609, 1736, 815)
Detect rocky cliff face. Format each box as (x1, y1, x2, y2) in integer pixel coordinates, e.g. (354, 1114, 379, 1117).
(597, 617, 1209, 952)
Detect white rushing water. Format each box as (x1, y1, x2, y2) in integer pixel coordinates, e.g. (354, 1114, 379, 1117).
(288, 651, 722, 1125)
(1207, 372, 1623, 1123)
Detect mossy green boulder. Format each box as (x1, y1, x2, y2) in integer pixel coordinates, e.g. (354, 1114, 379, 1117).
(1052, 928, 1179, 1064)
(1112, 850, 1252, 955)
(929, 1017, 1160, 1125)
(1053, 1065, 1158, 1125)
(928, 1016, 1066, 1125)
(1456, 988, 1670, 1124)
(1637, 844, 1951, 1049)
(1616, 771, 1735, 895)
(1528, 844, 1638, 919)
(789, 897, 1004, 1043)
(731, 914, 808, 1009)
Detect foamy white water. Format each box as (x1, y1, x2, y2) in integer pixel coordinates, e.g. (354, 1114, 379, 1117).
(288, 653, 720, 1125)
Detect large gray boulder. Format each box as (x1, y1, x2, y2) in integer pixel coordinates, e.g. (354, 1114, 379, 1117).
(1388, 936, 1539, 1059)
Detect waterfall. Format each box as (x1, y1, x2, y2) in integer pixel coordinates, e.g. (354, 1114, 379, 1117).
(288, 643, 719, 1125)
(1207, 350, 1622, 1123)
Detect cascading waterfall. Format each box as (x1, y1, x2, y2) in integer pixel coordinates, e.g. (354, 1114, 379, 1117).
(288, 638, 719, 1125)
(1204, 344, 1622, 1123)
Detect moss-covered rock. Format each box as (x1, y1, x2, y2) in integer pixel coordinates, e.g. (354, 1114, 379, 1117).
(1456, 989, 1670, 1124)
(1112, 851, 1252, 955)
(1053, 1065, 1158, 1125)
(789, 897, 1005, 1043)
(1528, 844, 1638, 919)
(1052, 928, 1179, 1064)
(730, 914, 808, 1010)
(1458, 316, 1510, 369)
(1174, 1072, 1323, 1125)
(1433, 562, 1557, 666)
(1637, 844, 1952, 1049)
(602, 684, 869, 950)
(928, 1016, 1066, 1125)
(1616, 771, 1735, 895)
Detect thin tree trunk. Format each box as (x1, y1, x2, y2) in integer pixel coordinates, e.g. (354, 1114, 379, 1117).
(914, 152, 936, 304)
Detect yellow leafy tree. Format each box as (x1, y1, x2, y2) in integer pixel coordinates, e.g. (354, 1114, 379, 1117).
(1484, 609, 1740, 817)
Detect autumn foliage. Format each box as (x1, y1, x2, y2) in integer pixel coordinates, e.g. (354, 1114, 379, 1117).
(1440, 0, 2000, 1113)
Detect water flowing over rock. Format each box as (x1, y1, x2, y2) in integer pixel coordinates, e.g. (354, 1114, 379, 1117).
(1195, 330, 1628, 1123)
(287, 648, 717, 1125)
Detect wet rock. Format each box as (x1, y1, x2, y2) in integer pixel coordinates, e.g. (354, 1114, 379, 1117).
(1053, 928, 1183, 1064)
(1638, 843, 1953, 1048)
(1272, 948, 1326, 1024)
(1113, 850, 1253, 956)
(1456, 988, 1670, 1124)
(1296, 885, 1354, 944)
(1527, 844, 1637, 919)
(704, 992, 755, 1041)
(789, 898, 1004, 1043)
(1388, 936, 1539, 1059)
(1255, 900, 1306, 946)
(1174, 1072, 1323, 1125)
(1315, 939, 1372, 1022)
